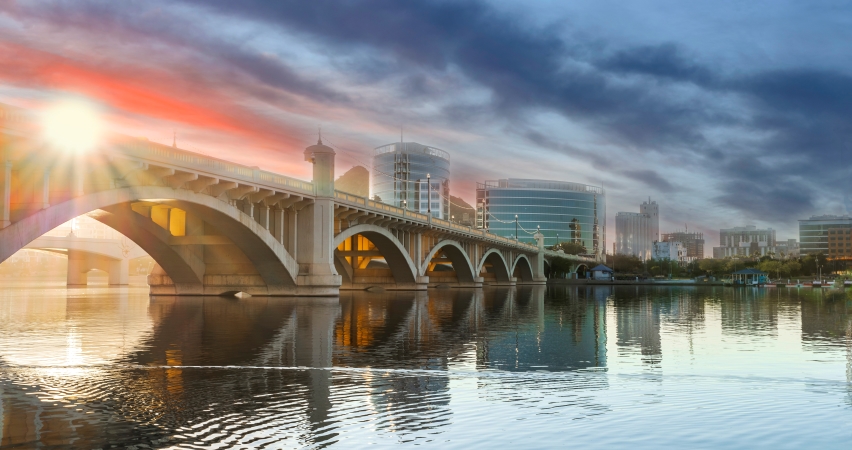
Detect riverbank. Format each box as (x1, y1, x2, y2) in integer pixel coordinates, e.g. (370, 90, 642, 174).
(548, 279, 725, 286)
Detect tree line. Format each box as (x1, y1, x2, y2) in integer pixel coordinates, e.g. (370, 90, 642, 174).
(605, 252, 839, 279)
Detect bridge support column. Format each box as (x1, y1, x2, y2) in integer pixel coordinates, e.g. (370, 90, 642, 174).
(296, 136, 341, 295)
(67, 249, 129, 286)
(531, 229, 548, 284)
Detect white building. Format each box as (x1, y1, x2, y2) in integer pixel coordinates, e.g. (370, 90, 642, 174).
(712, 226, 778, 258)
(615, 199, 659, 260)
(653, 241, 694, 266)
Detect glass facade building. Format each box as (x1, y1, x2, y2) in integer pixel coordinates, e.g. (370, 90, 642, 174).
(476, 179, 605, 258)
(372, 142, 450, 219)
(799, 215, 852, 255)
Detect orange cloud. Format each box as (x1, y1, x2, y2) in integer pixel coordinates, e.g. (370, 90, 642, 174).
(0, 42, 307, 156)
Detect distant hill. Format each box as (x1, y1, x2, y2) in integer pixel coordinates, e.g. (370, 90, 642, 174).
(450, 195, 476, 226)
(336, 166, 369, 197)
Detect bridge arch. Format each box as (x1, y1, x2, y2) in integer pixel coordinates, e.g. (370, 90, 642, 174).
(333, 224, 418, 287)
(512, 254, 535, 283)
(0, 186, 299, 295)
(576, 263, 590, 279)
(420, 240, 476, 284)
(476, 249, 511, 283)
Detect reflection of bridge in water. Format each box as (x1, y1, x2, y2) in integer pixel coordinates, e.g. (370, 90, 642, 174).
(4, 286, 852, 446)
(24, 234, 147, 285)
(1, 103, 596, 296)
(0, 287, 613, 447)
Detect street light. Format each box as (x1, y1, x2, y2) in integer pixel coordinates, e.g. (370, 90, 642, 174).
(426, 173, 431, 216)
(515, 214, 519, 241)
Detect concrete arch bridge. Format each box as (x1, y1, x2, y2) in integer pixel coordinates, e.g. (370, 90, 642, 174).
(24, 234, 147, 285)
(0, 103, 597, 296)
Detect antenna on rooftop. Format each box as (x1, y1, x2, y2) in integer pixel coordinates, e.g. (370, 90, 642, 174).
(318, 125, 322, 144)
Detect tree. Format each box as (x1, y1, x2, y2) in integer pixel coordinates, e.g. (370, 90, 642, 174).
(699, 259, 726, 276)
(606, 254, 643, 273)
(782, 260, 801, 277)
(759, 260, 782, 279)
(552, 241, 586, 255)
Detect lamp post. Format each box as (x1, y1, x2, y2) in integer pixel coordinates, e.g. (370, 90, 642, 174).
(515, 214, 519, 241)
(426, 173, 431, 216)
(555, 232, 559, 250)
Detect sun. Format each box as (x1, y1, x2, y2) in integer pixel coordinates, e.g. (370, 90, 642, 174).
(42, 99, 103, 153)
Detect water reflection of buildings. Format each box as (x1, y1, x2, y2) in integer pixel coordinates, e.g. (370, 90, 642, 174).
(13, 286, 852, 446)
(720, 287, 779, 336)
(797, 289, 852, 401)
(334, 290, 480, 435)
(613, 287, 663, 364)
(477, 286, 607, 371)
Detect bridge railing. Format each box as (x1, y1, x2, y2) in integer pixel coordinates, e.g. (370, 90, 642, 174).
(112, 137, 315, 195)
(334, 191, 540, 252)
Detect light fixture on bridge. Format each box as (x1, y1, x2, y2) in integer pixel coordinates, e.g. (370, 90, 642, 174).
(42, 99, 103, 153)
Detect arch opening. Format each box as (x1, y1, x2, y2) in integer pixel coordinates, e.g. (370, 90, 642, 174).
(421, 241, 476, 287)
(576, 264, 589, 279)
(513, 255, 535, 283)
(479, 250, 511, 284)
(333, 225, 418, 290)
(0, 186, 299, 295)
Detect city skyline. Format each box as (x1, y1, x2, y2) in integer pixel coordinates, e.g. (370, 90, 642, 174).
(1, 1, 850, 249)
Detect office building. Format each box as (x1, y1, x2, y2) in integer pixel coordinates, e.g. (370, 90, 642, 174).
(827, 228, 852, 261)
(661, 230, 705, 259)
(799, 215, 852, 255)
(712, 226, 777, 258)
(372, 141, 450, 219)
(476, 179, 605, 259)
(615, 199, 659, 260)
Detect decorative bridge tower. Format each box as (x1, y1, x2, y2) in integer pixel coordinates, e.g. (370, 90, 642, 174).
(300, 134, 342, 291)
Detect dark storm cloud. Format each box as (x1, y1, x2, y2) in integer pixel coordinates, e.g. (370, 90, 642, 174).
(597, 43, 719, 87)
(620, 170, 674, 192)
(182, 0, 727, 154)
(715, 180, 814, 223)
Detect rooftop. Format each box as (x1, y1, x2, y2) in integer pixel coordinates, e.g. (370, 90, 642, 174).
(478, 179, 604, 195)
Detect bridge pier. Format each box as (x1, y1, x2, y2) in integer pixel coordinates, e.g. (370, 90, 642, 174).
(67, 249, 129, 285)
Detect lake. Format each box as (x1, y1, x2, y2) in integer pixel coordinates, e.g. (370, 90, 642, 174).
(1, 283, 850, 448)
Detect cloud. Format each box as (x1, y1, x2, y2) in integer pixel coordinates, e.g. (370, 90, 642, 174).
(1, 0, 851, 234)
(620, 170, 674, 192)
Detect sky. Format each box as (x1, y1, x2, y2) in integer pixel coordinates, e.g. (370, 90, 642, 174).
(1, 0, 851, 252)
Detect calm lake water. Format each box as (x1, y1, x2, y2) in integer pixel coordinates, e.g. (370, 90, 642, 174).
(1, 283, 851, 448)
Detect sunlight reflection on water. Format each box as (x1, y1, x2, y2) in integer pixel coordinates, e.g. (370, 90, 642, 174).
(1, 284, 851, 448)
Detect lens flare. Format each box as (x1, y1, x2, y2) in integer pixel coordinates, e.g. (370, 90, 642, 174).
(43, 100, 103, 153)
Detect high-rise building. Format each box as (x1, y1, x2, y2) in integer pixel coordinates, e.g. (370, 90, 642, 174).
(640, 199, 659, 242)
(713, 226, 777, 258)
(661, 230, 705, 259)
(476, 179, 605, 258)
(372, 142, 450, 219)
(799, 215, 852, 255)
(827, 228, 852, 262)
(615, 199, 659, 260)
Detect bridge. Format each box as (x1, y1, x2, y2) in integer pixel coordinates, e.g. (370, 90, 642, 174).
(24, 234, 147, 285)
(0, 102, 597, 296)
